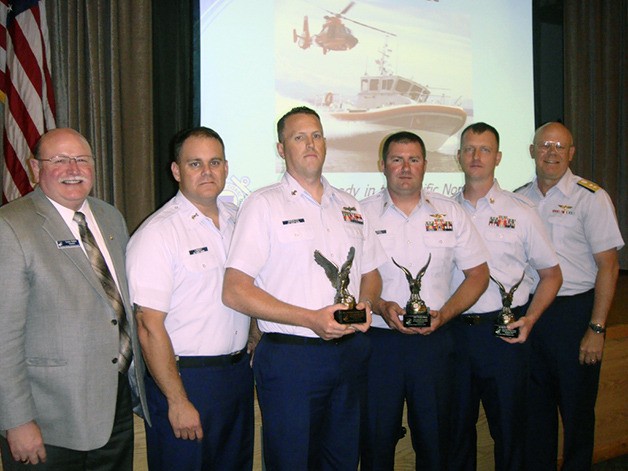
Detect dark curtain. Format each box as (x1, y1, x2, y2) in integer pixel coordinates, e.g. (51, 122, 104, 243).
(152, 0, 199, 207)
(48, 0, 155, 232)
(564, 0, 628, 267)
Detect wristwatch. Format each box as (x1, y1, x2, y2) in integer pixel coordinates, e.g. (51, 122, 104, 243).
(588, 322, 606, 334)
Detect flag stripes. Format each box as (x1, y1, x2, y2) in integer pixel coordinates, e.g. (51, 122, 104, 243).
(0, 0, 56, 204)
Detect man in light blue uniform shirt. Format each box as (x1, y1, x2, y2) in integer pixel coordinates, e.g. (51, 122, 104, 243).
(223, 107, 386, 470)
(127, 127, 254, 470)
(516, 122, 624, 471)
(450, 122, 562, 471)
(360, 131, 489, 470)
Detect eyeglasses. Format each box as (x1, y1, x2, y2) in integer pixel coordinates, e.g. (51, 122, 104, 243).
(38, 155, 95, 166)
(535, 141, 571, 154)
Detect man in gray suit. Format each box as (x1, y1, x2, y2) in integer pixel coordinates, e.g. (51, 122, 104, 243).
(0, 128, 148, 470)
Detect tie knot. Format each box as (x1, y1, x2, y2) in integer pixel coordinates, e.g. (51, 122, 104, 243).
(73, 211, 87, 226)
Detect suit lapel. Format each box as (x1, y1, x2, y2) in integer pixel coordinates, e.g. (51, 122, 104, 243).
(32, 189, 111, 306)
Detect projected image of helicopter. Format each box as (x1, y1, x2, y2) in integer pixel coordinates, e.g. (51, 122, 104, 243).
(293, 2, 395, 54)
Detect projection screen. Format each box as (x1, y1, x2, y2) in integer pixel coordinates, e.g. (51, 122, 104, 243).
(200, 0, 535, 204)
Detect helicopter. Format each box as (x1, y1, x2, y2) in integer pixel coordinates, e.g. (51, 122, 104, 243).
(293, 2, 395, 54)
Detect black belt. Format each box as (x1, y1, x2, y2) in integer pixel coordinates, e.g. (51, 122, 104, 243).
(554, 289, 594, 303)
(458, 306, 523, 326)
(176, 350, 245, 368)
(264, 332, 355, 346)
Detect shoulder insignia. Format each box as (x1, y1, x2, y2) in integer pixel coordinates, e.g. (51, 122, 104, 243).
(577, 179, 600, 193)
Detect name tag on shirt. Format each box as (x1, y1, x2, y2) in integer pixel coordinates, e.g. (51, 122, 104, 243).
(188, 247, 208, 255)
(375, 229, 387, 235)
(282, 218, 305, 225)
(56, 239, 80, 249)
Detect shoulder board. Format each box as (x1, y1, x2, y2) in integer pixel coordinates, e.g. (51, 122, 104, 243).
(514, 182, 532, 193)
(577, 179, 600, 193)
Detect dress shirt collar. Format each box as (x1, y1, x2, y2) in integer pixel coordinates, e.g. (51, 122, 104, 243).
(532, 168, 574, 199)
(47, 196, 93, 231)
(282, 172, 337, 205)
(456, 179, 503, 212)
(379, 188, 426, 218)
(173, 191, 234, 230)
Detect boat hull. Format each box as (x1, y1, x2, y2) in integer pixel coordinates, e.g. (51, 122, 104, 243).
(326, 103, 467, 152)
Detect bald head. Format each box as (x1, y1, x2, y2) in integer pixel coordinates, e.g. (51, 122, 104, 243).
(532, 122, 573, 148)
(34, 128, 92, 160)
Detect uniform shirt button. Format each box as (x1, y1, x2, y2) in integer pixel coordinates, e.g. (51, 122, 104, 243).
(112, 358, 118, 364)
(111, 319, 118, 326)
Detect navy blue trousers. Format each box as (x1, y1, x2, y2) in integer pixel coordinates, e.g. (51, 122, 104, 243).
(144, 353, 254, 471)
(253, 332, 371, 470)
(525, 290, 600, 471)
(360, 326, 455, 471)
(449, 312, 528, 471)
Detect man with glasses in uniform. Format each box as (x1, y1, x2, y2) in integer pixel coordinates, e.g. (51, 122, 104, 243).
(516, 122, 624, 470)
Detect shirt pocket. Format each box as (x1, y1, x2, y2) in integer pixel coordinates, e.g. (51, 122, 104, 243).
(182, 248, 220, 273)
(343, 224, 365, 243)
(547, 212, 578, 240)
(483, 227, 518, 245)
(423, 230, 456, 249)
(276, 223, 315, 244)
(422, 231, 456, 277)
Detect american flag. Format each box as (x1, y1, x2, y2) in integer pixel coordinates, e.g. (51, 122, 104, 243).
(0, 0, 55, 204)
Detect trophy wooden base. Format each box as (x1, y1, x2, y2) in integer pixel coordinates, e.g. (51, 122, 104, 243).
(334, 307, 366, 324)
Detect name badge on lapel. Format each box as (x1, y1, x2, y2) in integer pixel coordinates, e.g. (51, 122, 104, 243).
(57, 239, 80, 249)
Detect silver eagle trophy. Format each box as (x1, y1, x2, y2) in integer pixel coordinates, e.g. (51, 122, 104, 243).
(392, 254, 432, 327)
(314, 246, 366, 324)
(490, 271, 525, 338)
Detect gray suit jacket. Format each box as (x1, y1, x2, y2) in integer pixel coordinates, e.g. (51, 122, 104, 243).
(0, 187, 149, 451)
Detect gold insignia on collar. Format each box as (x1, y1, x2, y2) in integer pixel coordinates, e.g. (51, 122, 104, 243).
(489, 198, 495, 204)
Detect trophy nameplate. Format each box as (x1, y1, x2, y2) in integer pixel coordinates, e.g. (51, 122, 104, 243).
(392, 254, 432, 328)
(314, 247, 366, 324)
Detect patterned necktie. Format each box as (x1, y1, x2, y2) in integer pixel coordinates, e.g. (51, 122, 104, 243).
(73, 211, 131, 373)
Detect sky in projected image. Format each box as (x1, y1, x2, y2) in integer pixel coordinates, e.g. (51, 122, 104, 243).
(200, 0, 534, 204)
(275, 0, 472, 175)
